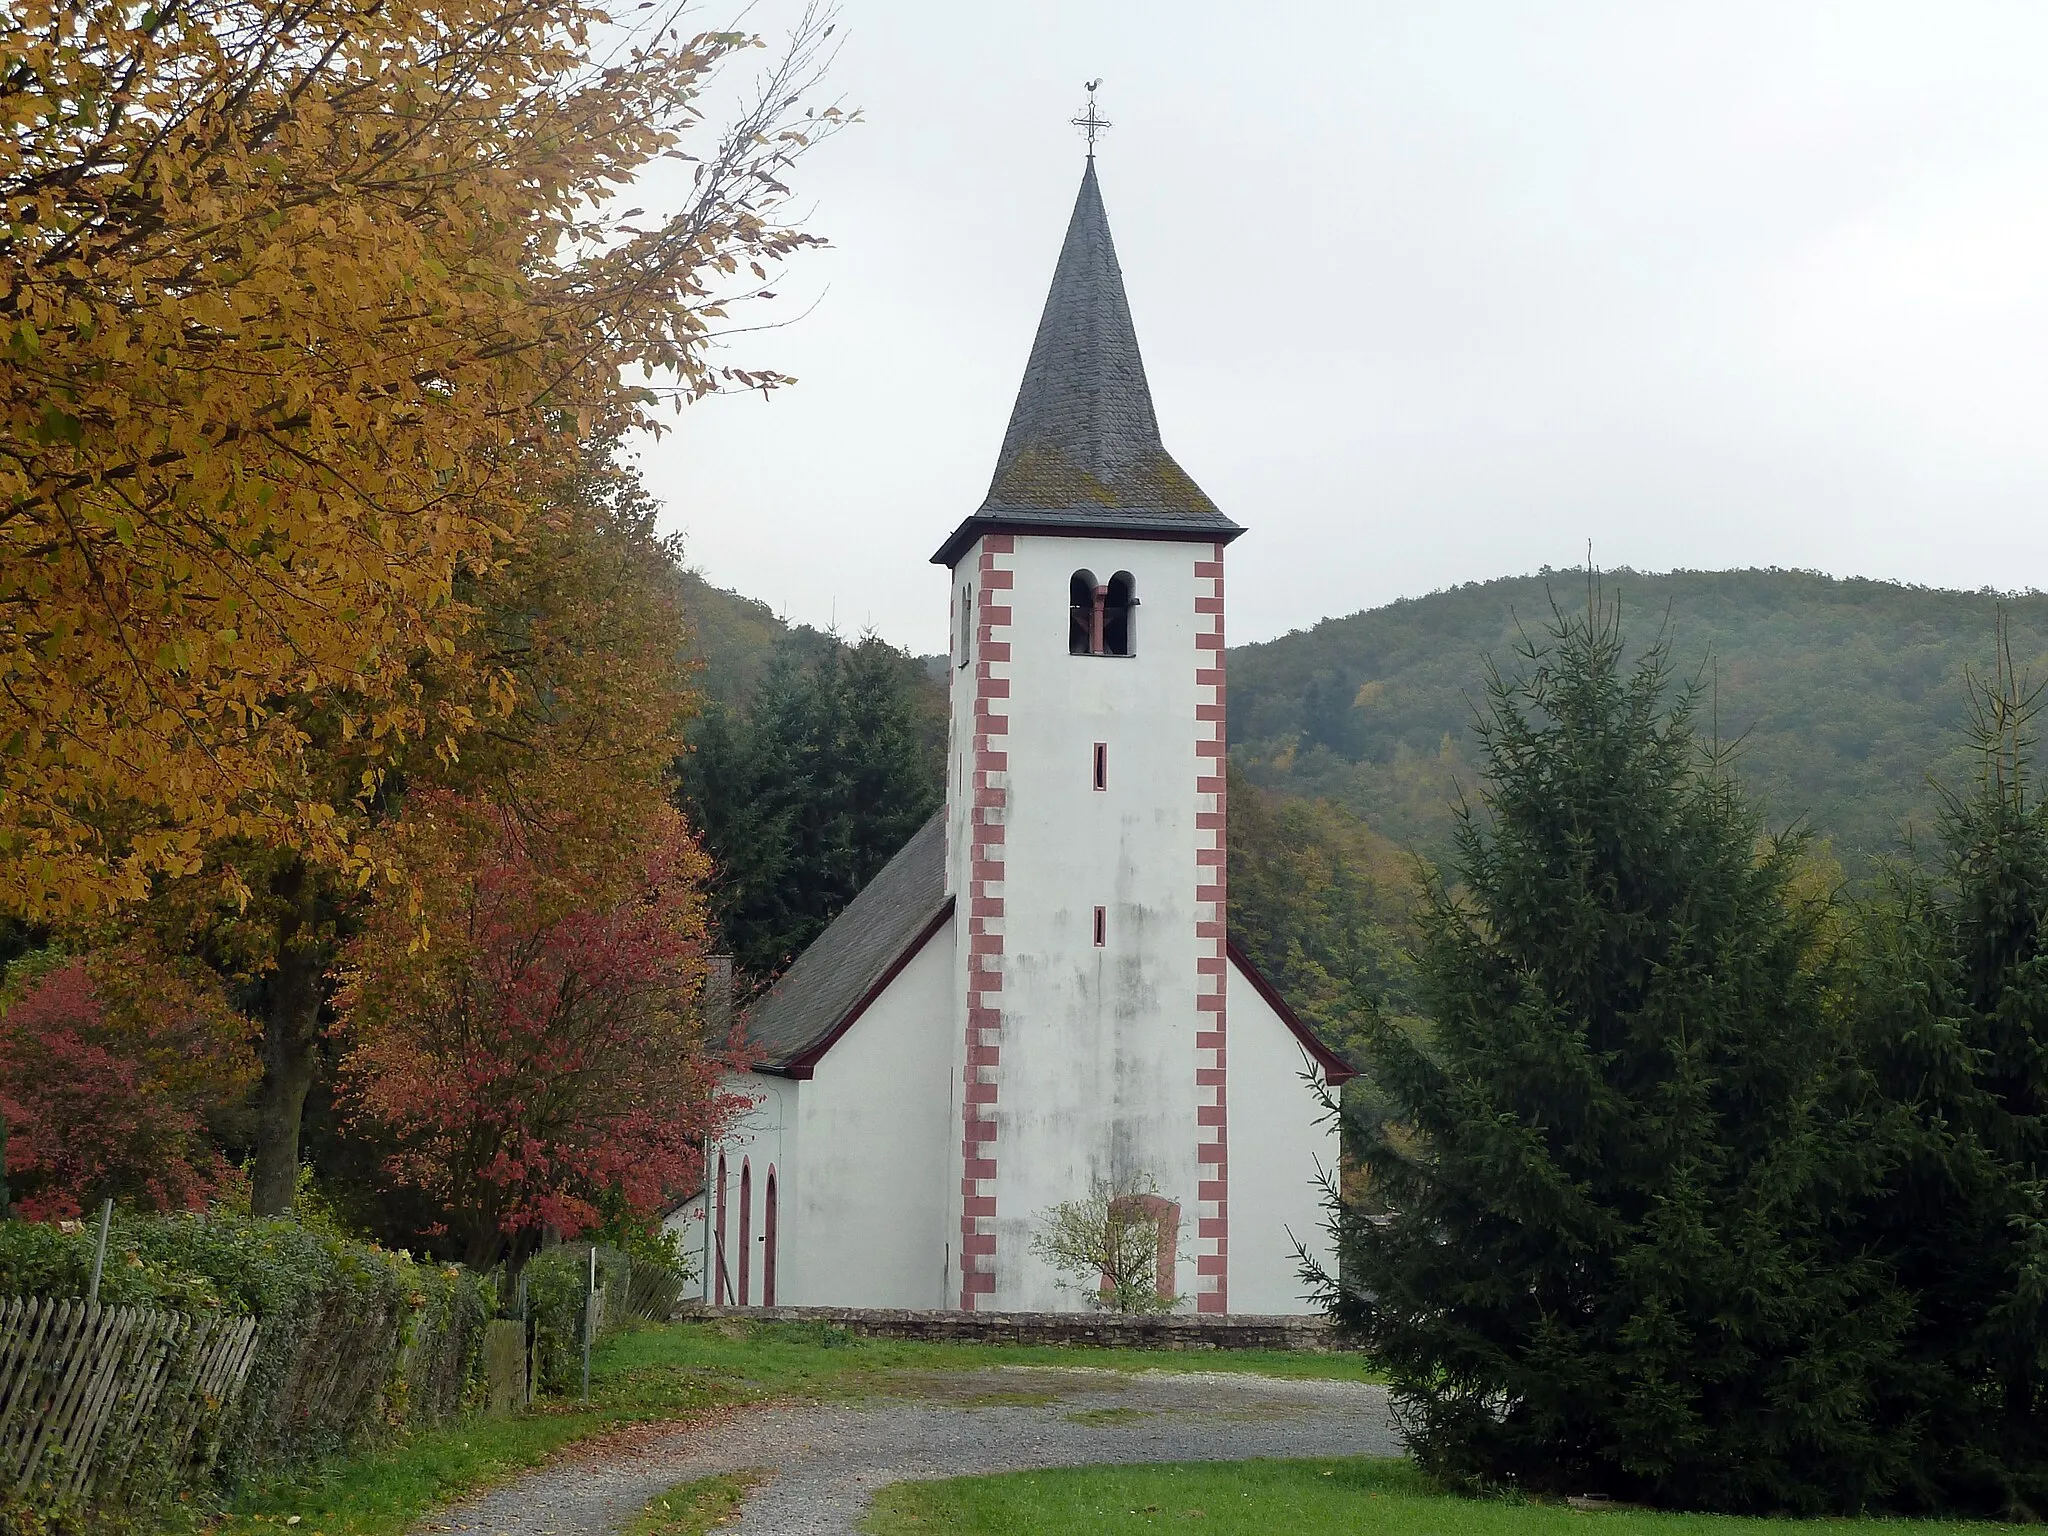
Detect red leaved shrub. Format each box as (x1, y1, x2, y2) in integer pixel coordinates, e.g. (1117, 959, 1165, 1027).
(0, 946, 254, 1219)
(335, 794, 750, 1272)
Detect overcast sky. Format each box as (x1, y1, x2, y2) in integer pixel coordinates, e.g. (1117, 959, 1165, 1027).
(634, 1, 2048, 656)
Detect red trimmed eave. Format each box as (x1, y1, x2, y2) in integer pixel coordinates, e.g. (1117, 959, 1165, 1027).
(929, 517, 1247, 568)
(1225, 940, 1359, 1086)
(765, 898, 957, 1081)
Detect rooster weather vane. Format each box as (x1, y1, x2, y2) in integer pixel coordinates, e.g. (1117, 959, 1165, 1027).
(1071, 79, 1111, 159)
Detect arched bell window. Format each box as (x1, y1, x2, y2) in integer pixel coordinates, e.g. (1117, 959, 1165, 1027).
(1068, 569, 1098, 655)
(1104, 572, 1136, 656)
(1070, 569, 1138, 657)
(738, 1158, 753, 1306)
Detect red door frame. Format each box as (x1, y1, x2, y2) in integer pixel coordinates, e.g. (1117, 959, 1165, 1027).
(738, 1159, 753, 1305)
(713, 1153, 728, 1305)
(763, 1167, 778, 1307)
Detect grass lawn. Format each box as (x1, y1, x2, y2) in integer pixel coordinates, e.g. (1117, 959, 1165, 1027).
(620, 1471, 768, 1535)
(197, 1321, 1382, 1536)
(861, 1458, 2009, 1535)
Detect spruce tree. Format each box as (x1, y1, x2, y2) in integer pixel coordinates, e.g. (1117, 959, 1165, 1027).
(679, 633, 943, 983)
(837, 636, 949, 875)
(1330, 597, 1904, 1512)
(1851, 625, 2048, 1516)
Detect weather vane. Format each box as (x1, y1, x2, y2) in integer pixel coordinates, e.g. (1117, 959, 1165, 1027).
(1071, 79, 1111, 158)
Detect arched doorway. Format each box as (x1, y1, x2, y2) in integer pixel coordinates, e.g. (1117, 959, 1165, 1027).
(763, 1167, 779, 1307)
(713, 1153, 728, 1306)
(738, 1159, 753, 1306)
(1106, 1193, 1181, 1305)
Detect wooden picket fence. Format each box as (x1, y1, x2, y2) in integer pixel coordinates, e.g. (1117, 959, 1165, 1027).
(0, 1296, 260, 1509)
(623, 1256, 690, 1323)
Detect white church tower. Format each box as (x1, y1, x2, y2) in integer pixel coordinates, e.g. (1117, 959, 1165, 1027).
(932, 156, 1248, 1313)
(686, 151, 1350, 1319)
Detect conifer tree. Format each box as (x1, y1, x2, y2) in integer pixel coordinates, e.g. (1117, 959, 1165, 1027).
(1329, 597, 1903, 1512)
(680, 634, 943, 981)
(1850, 623, 2048, 1516)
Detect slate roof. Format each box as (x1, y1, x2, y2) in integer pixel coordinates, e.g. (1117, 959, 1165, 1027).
(741, 810, 1357, 1088)
(932, 160, 1243, 567)
(743, 811, 951, 1074)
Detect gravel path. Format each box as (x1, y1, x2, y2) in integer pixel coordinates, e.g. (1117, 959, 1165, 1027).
(415, 1366, 1399, 1536)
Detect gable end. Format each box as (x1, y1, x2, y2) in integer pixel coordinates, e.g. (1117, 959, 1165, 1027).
(776, 902, 954, 1080)
(1227, 941, 1358, 1086)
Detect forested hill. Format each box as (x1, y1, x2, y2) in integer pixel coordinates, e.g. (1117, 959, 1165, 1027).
(1229, 569, 2048, 873)
(678, 562, 2048, 923)
(675, 569, 834, 704)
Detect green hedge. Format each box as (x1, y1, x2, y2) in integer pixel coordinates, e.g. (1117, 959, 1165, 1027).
(0, 1213, 689, 1530)
(0, 1212, 493, 1522)
(0, 1214, 228, 1313)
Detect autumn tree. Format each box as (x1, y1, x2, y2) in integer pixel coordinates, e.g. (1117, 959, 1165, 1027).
(1226, 763, 1422, 1065)
(0, 0, 842, 919)
(160, 438, 703, 1213)
(0, 943, 252, 1219)
(334, 795, 745, 1277)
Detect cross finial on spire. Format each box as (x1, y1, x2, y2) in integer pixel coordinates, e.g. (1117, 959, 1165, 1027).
(1071, 79, 1111, 159)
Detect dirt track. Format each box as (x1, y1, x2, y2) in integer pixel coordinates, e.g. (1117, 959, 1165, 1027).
(415, 1366, 1399, 1535)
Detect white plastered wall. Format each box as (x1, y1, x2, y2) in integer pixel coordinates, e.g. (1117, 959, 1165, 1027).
(1225, 958, 1342, 1315)
(661, 1193, 706, 1301)
(783, 913, 959, 1306)
(705, 1073, 792, 1307)
(952, 534, 1207, 1312)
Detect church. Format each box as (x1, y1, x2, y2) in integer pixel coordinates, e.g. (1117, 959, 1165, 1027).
(684, 152, 1353, 1317)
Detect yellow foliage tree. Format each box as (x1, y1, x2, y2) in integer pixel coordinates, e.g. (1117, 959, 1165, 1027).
(148, 438, 705, 1211)
(0, 0, 840, 918)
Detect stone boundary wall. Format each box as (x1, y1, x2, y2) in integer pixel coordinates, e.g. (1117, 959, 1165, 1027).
(678, 1304, 1355, 1353)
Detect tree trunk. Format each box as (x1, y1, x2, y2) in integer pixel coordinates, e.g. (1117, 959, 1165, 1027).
(251, 861, 326, 1216)
(495, 1230, 541, 1308)
(464, 1221, 511, 1274)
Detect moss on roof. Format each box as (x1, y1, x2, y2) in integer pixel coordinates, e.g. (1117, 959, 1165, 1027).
(934, 160, 1241, 566)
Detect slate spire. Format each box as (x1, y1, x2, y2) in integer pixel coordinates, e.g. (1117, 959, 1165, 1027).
(988, 160, 1163, 499)
(932, 160, 1241, 566)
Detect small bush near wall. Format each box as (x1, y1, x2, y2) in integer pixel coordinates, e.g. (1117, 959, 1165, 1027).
(523, 1244, 631, 1396)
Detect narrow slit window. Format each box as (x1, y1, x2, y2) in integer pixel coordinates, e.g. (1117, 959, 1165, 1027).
(1093, 905, 1107, 947)
(1092, 742, 1108, 790)
(957, 583, 973, 668)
